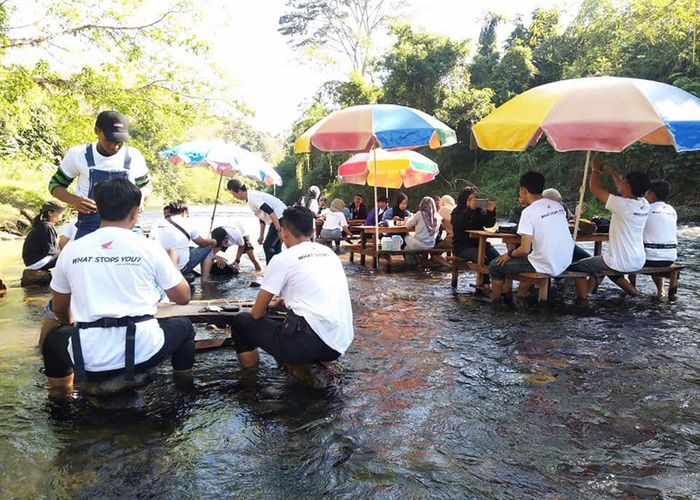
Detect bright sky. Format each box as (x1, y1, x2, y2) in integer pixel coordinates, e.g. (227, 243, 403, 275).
(8, 0, 583, 136)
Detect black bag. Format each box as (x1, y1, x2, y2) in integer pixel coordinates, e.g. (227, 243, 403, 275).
(591, 216, 610, 233)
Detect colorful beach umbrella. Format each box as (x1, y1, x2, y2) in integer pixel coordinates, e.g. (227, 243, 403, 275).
(296, 104, 456, 255)
(294, 104, 457, 153)
(471, 76, 700, 237)
(159, 141, 282, 232)
(338, 149, 439, 189)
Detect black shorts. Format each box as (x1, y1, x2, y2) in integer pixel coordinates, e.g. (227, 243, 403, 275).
(229, 311, 340, 365)
(644, 260, 674, 268)
(42, 318, 195, 379)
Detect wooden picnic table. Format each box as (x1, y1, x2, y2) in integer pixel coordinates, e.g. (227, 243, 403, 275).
(355, 225, 412, 266)
(466, 230, 609, 287)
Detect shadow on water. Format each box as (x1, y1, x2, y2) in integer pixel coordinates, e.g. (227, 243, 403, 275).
(1, 212, 699, 497)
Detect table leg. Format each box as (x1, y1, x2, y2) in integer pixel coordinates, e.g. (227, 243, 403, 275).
(360, 231, 367, 265)
(594, 241, 602, 256)
(476, 237, 486, 287)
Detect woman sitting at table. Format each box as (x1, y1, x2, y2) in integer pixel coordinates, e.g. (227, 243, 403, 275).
(452, 187, 498, 283)
(320, 199, 353, 252)
(404, 197, 442, 268)
(382, 192, 412, 223)
(435, 194, 456, 249)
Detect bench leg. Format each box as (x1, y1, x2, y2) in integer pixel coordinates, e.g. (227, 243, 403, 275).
(538, 279, 550, 302)
(451, 260, 458, 288)
(386, 254, 392, 273)
(628, 273, 637, 287)
(668, 271, 679, 300)
(349, 251, 354, 263)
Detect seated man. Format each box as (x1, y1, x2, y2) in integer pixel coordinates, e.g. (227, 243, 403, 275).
(149, 200, 215, 278)
(41, 179, 194, 397)
(570, 162, 650, 300)
(489, 171, 574, 303)
(542, 187, 591, 262)
(201, 223, 263, 282)
(364, 194, 388, 226)
(643, 180, 677, 297)
(228, 206, 354, 369)
(348, 193, 368, 220)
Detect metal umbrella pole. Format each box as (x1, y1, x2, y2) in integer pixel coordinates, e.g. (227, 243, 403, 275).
(373, 146, 380, 268)
(209, 172, 224, 234)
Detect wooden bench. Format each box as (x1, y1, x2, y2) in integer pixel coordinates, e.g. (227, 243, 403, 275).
(627, 264, 684, 300)
(348, 244, 451, 272)
(451, 256, 483, 288)
(511, 271, 588, 302)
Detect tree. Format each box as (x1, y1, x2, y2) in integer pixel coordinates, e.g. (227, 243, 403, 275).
(470, 13, 502, 89)
(380, 23, 468, 115)
(278, 0, 401, 76)
(491, 45, 537, 104)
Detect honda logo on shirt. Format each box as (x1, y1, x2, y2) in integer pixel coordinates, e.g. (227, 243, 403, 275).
(101, 241, 114, 250)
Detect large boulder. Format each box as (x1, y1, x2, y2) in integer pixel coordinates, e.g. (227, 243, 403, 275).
(20, 269, 52, 287)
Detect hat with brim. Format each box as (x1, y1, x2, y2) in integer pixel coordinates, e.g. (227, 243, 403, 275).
(95, 110, 130, 143)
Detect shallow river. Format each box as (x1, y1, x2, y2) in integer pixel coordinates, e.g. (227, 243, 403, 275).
(1, 207, 699, 498)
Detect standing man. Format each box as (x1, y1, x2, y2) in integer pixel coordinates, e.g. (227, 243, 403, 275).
(228, 206, 353, 369)
(570, 162, 650, 300)
(48, 110, 151, 239)
(488, 171, 574, 303)
(226, 179, 286, 263)
(41, 179, 194, 397)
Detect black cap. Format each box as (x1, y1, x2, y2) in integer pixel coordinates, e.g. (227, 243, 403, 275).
(95, 110, 130, 143)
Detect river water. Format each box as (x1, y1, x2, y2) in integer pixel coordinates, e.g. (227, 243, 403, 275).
(1, 207, 699, 498)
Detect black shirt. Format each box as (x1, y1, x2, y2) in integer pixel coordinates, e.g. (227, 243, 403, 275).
(452, 207, 497, 253)
(348, 202, 368, 220)
(22, 220, 59, 266)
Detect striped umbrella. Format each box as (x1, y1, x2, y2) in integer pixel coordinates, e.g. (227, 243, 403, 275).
(338, 149, 439, 188)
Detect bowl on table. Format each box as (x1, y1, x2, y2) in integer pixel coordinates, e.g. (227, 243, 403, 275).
(497, 223, 517, 234)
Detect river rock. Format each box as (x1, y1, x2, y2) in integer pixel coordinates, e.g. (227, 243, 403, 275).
(20, 269, 52, 287)
(80, 372, 152, 397)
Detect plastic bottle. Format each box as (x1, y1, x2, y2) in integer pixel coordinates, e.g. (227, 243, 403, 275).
(381, 236, 393, 251)
(391, 234, 403, 251)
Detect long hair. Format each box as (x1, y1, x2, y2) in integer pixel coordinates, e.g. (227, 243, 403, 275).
(392, 192, 409, 218)
(304, 185, 320, 208)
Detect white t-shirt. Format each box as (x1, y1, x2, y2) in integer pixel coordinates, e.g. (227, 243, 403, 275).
(604, 194, 650, 272)
(518, 198, 574, 276)
(60, 217, 78, 241)
(261, 241, 353, 354)
(149, 215, 200, 269)
(220, 223, 246, 247)
(58, 143, 149, 197)
(247, 190, 286, 224)
(50, 227, 183, 372)
(643, 201, 677, 261)
(322, 211, 348, 230)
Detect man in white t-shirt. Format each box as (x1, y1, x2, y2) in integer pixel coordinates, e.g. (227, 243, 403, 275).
(41, 179, 194, 397)
(570, 161, 651, 300)
(228, 206, 354, 369)
(489, 171, 574, 303)
(149, 200, 215, 276)
(642, 180, 678, 297)
(227, 179, 287, 263)
(201, 223, 263, 282)
(49, 111, 151, 239)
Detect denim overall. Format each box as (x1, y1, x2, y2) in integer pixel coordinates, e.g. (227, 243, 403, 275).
(74, 144, 132, 240)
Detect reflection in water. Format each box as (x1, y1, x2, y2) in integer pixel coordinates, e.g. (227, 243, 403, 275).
(0, 211, 699, 497)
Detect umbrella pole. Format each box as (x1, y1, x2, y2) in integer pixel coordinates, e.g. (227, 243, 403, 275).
(572, 150, 591, 241)
(373, 147, 379, 268)
(209, 172, 224, 235)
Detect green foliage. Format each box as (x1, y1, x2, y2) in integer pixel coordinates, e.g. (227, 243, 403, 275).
(469, 13, 502, 88)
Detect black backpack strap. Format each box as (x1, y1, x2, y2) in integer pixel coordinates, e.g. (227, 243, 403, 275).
(71, 328, 87, 382)
(166, 217, 192, 241)
(123, 147, 131, 170)
(85, 144, 95, 168)
(124, 319, 136, 381)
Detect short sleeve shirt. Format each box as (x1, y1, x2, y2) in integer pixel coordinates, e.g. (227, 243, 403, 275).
(604, 194, 649, 272)
(518, 198, 574, 276)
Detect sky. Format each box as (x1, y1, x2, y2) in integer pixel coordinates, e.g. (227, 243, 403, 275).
(7, 0, 583, 137)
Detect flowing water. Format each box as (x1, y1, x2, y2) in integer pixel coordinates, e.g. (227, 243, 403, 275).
(1, 207, 699, 498)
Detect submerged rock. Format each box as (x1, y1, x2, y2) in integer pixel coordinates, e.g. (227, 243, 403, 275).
(20, 269, 52, 287)
(79, 372, 152, 397)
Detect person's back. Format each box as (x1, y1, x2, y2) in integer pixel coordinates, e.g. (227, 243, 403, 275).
(644, 182, 677, 264)
(518, 198, 574, 276)
(605, 194, 649, 272)
(53, 227, 176, 370)
(23, 219, 58, 267)
(150, 213, 195, 269)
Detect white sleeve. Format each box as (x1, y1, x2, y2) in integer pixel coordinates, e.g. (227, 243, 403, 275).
(58, 147, 81, 180)
(605, 194, 625, 214)
(405, 212, 419, 229)
(261, 256, 288, 296)
(49, 253, 71, 294)
(518, 209, 534, 236)
(129, 148, 149, 180)
(153, 244, 184, 290)
(338, 213, 348, 227)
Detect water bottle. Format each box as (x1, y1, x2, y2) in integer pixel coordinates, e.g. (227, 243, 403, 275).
(391, 234, 403, 251)
(381, 236, 393, 251)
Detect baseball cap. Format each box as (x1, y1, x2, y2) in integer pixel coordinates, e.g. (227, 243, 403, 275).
(95, 110, 130, 143)
(41, 201, 65, 212)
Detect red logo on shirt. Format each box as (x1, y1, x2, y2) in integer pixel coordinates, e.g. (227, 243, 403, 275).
(101, 241, 114, 249)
